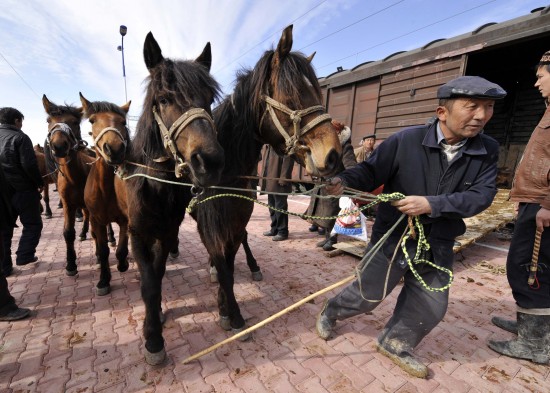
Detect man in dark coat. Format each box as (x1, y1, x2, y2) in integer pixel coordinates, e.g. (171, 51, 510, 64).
(260, 145, 294, 241)
(316, 76, 506, 378)
(0, 107, 43, 275)
(0, 164, 31, 320)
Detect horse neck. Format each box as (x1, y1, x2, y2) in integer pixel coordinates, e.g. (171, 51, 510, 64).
(58, 151, 91, 185)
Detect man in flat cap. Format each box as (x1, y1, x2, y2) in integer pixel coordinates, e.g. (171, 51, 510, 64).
(489, 51, 550, 364)
(315, 76, 506, 378)
(354, 134, 376, 162)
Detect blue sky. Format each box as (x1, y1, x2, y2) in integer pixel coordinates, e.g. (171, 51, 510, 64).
(0, 0, 545, 145)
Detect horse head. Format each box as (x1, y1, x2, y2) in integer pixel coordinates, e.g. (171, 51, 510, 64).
(80, 93, 131, 166)
(42, 94, 84, 159)
(136, 32, 224, 187)
(257, 25, 341, 178)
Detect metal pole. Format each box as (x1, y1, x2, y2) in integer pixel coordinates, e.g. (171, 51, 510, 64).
(121, 35, 127, 103)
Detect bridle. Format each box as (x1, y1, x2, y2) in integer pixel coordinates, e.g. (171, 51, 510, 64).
(47, 122, 87, 166)
(92, 126, 128, 164)
(152, 105, 215, 178)
(259, 95, 332, 155)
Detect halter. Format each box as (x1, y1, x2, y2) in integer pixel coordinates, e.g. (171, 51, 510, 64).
(92, 126, 128, 163)
(259, 95, 332, 155)
(152, 106, 216, 178)
(46, 122, 88, 175)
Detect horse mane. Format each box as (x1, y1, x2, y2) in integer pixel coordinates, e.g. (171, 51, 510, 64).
(82, 101, 128, 119)
(214, 48, 322, 181)
(131, 58, 221, 165)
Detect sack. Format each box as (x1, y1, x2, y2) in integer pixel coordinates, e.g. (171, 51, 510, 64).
(331, 197, 368, 242)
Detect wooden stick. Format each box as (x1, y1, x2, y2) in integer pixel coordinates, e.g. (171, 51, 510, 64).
(527, 228, 543, 286)
(182, 274, 356, 364)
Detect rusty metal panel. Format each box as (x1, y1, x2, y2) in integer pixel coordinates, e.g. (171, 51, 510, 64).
(351, 79, 380, 146)
(327, 85, 353, 126)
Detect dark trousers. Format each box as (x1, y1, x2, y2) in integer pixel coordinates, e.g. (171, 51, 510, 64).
(0, 233, 16, 315)
(1, 190, 42, 269)
(325, 242, 453, 350)
(268, 194, 289, 235)
(507, 203, 550, 309)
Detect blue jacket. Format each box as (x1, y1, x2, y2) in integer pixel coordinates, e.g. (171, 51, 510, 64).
(338, 121, 499, 257)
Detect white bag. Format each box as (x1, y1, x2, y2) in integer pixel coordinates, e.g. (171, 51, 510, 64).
(331, 197, 368, 242)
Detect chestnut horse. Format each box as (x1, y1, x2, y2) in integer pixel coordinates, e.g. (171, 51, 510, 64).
(34, 144, 57, 218)
(81, 93, 131, 296)
(42, 95, 92, 275)
(190, 25, 341, 337)
(115, 32, 224, 365)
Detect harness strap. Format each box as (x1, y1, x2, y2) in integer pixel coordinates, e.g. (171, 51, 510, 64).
(93, 126, 128, 163)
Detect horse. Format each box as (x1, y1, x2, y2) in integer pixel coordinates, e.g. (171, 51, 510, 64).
(34, 144, 57, 218)
(80, 93, 131, 296)
(190, 25, 342, 338)
(42, 95, 93, 276)
(115, 32, 224, 365)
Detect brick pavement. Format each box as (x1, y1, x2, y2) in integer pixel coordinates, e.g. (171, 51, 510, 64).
(0, 191, 549, 392)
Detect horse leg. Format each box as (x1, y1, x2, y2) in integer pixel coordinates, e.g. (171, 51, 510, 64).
(75, 207, 84, 222)
(78, 209, 89, 241)
(92, 221, 111, 296)
(169, 235, 179, 259)
(63, 207, 78, 276)
(241, 230, 262, 281)
(115, 222, 129, 273)
(44, 184, 52, 218)
(107, 223, 116, 247)
(131, 231, 166, 365)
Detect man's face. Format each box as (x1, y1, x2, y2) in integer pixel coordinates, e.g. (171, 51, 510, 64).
(535, 66, 550, 99)
(436, 98, 495, 145)
(363, 137, 375, 150)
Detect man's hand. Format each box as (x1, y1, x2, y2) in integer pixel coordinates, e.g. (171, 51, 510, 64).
(325, 177, 345, 196)
(391, 196, 432, 216)
(536, 207, 550, 232)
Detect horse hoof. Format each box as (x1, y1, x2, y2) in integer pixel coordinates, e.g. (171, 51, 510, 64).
(79, 236, 86, 241)
(209, 266, 218, 283)
(219, 316, 231, 331)
(251, 270, 263, 281)
(117, 260, 129, 272)
(66, 269, 78, 277)
(109, 241, 117, 247)
(45, 214, 52, 219)
(144, 347, 166, 366)
(232, 326, 251, 341)
(96, 285, 110, 296)
(169, 250, 179, 259)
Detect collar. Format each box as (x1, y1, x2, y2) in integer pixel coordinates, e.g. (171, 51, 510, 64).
(423, 120, 487, 156)
(436, 122, 467, 148)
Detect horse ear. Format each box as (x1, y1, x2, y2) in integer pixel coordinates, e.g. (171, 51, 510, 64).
(143, 32, 164, 71)
(306, 51, 316, 63)
(79, 92, 91, 114)
(121, 100, 131, 114)
(274, 25, 293, 63)
(42, 94, 52, 113)
(195, 42, 212, 71)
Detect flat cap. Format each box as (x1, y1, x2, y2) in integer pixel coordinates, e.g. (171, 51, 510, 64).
(361, 134, 376, 141)
(437, 76, 507, 100)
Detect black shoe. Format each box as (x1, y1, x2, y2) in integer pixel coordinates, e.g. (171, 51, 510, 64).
(263, 229, 277, 237)
(308, 224, 319, 232)
(376, 340, 428, 378)
(272, 234, 288, 241)
(323, 239, 337, 251)
(0, 307, 30, 321)
(16, 256, 38, 266)
(316, 299, 336, 340)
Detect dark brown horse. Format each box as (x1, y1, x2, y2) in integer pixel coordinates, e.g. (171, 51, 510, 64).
(34, 144, 57, 218)
(115, 32, 224, 365)
(190, 25, 341, 337)
(42, 95, 92, 276)
(81, 93, 131, 296)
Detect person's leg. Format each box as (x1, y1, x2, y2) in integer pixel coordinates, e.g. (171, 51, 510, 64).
(14, 190, 43, 265)
(1, 227, 14, 275)
(272, 195, 288, 240)
(264, 194, 278, 236)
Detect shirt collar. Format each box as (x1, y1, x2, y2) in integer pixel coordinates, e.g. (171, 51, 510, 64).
(436, 122, 467, 148)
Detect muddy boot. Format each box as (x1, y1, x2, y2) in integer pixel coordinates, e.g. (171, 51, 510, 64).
(323, 235, 338, 251)
(316, 299, 336, 340)
(488, 311, 550, 364)
(376, 338, 428, 378)
(491, 315, 518, 334)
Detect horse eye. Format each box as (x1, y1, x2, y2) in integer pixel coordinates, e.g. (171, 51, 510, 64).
(89, 119, 95, 124)
(158, 97, 169, 106)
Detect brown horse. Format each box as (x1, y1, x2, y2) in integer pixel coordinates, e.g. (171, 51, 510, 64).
(42, 95, 92, 276)
(190, 25, 342, 337)
(115, 32, 224, 365)
(81, 93, 131, 296)
(34, 144, 57, 218)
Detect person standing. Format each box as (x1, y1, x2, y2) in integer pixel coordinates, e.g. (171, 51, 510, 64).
(261, 145, 294, 241)
(489, 51, 550, 364)
(0, 164, 31, 320)
(0, 107, 43, 275)
(315, 76, 506, 378)
(354, 134, 376, 162)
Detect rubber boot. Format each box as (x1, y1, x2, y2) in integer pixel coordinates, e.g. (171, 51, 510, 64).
(488, 311, 550, 364)
(323, 234, 338, 251)
(376, 337, 428, 378)
(316, 231, 329, 247)
(491, 315, 518, 334)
